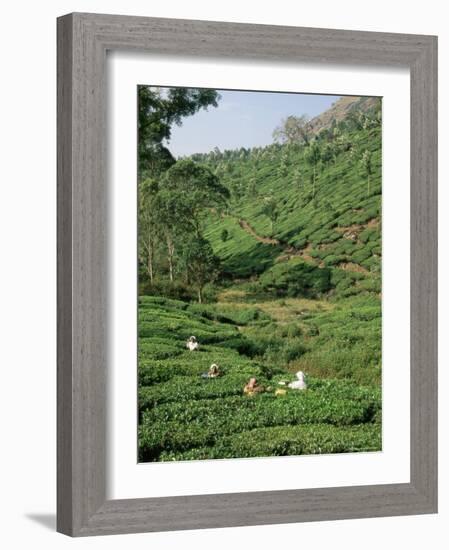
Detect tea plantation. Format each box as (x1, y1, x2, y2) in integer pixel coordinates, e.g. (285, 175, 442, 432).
(138, 94, 382, 461)
(138, 293, 381, 461)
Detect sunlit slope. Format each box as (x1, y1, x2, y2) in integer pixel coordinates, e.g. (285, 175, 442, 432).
(202, 107, 381, 294)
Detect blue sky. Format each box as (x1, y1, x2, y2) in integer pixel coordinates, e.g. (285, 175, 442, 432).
(164, 89, 341, 157)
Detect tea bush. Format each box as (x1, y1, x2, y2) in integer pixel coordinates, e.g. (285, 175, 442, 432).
(159, 423, 381, 460)
(139, 387, 380, 460)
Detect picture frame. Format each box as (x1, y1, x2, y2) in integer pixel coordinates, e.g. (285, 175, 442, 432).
(57, 12, 438, 536)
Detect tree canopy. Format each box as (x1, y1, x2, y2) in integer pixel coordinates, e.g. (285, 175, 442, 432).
(138, 86, 220, 177)
(272, 115, 310, 145)
(161, 159, 230, 235)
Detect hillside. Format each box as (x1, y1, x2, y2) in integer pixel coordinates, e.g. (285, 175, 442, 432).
(307, 95, 380, 135)
(196, 97, 382, 299)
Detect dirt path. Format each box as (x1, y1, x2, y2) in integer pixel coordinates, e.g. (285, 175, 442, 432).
(334, 218, 380, 242)
(338, 262, 369, 274)
(237, 218, 280, 245)
(232, 213, 372, 275)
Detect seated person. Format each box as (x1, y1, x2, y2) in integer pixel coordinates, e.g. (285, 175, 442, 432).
(243, 377, 264, 395)
(288, 371, 307, 390)
(186, 335, 199, 351)
(201, 363, 221, 379)
(208, 363, 220, 378)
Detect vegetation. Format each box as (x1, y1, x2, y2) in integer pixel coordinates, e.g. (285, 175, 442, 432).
(137, 87, 382, 461)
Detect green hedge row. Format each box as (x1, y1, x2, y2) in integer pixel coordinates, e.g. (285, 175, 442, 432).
(138, 372, 265, 411)
(139, 389, 380, 460)
(159, 423, 382, 461)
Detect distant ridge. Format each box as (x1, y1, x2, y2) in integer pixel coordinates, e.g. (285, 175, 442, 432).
(308, 96, 381, 135)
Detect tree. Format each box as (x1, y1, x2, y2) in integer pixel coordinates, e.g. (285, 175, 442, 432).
(138, 177, 159, 283)
(153, 160, 229, 284)
(360, 150, 373, 196)
(220, 228, 229, 242)
(321, 143, 334, 168)
(305, 142, 321, 196)
(162, 159, 230, 236)
(153, 188, 188, 283)
(182, 236, 220, 303)
(247, 176, 257, 197)
(262, 196, 279, 236)
(346, 109, 365, 131)
(279, 151, 289, 177)
(272, 115, 310, 145)
(138, 86, 220, 178)
(292, 168, 302, 189)
(336, 134, 352, 154)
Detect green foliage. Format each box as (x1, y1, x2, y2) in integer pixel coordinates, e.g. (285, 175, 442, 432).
(261, 195, 279, 235)
(181, 235, 220, 303)
(163, 160, 229, 226)
(138, 86, 220, 177)
(258, 258, 332, 298)
(272, 114, 310, 145)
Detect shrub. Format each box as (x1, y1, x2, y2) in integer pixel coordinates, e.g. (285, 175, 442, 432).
(258, 258, 332, 298)
(219, 336, 266, 358)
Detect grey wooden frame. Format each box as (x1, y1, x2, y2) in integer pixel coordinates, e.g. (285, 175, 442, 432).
(57, 12, 438, 537)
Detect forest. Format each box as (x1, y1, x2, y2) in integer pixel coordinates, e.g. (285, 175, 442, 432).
(137, 87, 382, 462)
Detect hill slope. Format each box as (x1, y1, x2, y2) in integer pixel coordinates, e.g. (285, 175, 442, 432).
(308, 95, 380, 135)
(196, 97, 381, 299)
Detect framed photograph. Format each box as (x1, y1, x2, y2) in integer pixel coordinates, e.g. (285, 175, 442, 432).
(57, 12, 437, 536)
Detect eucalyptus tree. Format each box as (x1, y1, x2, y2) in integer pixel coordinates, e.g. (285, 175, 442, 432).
(162, 159, 230, 237)
(360, 150, 373, 196)
(292, 168, 302, 189)
(155, 160, 229, 283)
(153, 187, 189, 283)
(262, 195, 279, 236)
(181, 236, 220, 303)
(305, 141, 321, 196)
(138, 177, 159, 284)
(247, 176, 257, 197)
(321, 143, 334, 169)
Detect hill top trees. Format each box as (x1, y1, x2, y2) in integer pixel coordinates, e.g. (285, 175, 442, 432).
(272, 115, 310, 145)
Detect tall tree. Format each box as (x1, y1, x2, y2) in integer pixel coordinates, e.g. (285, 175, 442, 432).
(272, 115, 310, 145)
(182, 236, 220, 303)
(360, 150, 373, 196)
(247, 176, 257, 197)
(321, 143, 334, 168)
(153, 160, 229, 284)
(262, 196, 279, 236)
(293, 168, 302, 189)
(162, 159, 230, 236)
(153, 188, 187, 283)
(305, 142, 321, 196)
(138, 86, 220, 178)
(138, 177, 159, 283)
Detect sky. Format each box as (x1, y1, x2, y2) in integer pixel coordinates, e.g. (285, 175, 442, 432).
(163, 89, 341, 157)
